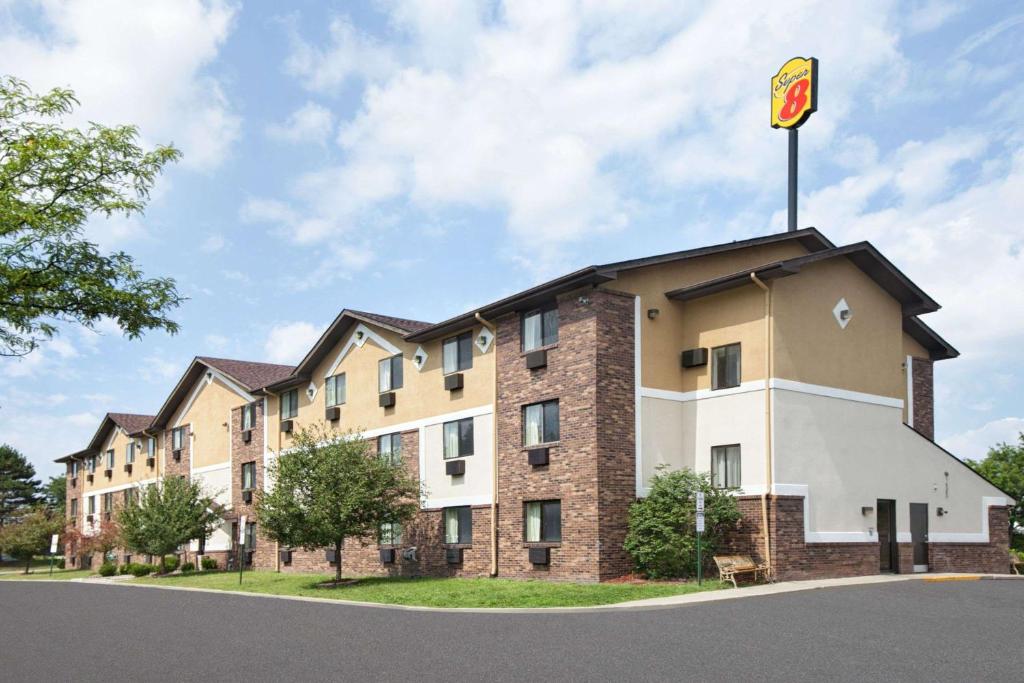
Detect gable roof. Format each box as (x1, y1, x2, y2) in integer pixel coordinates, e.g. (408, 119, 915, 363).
(151, 356, 295, 429)
(345, 310, 433, 334)
(903, 316, 958, 361)
(663, 242, 940, 317)
(55, 412, 155, 462)
(406, 228, 835, 342)
(108, 413, 156, 435)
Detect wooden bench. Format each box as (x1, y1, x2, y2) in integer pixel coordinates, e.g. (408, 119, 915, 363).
(714, 555, 769, 588)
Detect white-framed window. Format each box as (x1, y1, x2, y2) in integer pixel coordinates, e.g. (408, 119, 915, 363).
(524, 500, 561, 543)
(378, 433, 401, 465)
(146, 437, 156, 459)
(444, 506, 472, 545)
(325, 373, 346, 408)
(379, 521, 402, 546)
(86, 456, 96, 474)
(442, 332, 473, 374)
(71, 460, 79, 477)
(69, 498, 78, 519)
(711, 343, 741, 390)
(711, 444, 741, 489)
(521, 303, 558, 352)
(280, 389, 299, 419)
(123, 488, 135, 506)
(241, 462, 256, 491)
(87, 495, 96, 515)
(523, 400, 559, 446)
(125, 442, 135, 465)
(242, 402, 257, 431)
(378, 354, 403, 393)
(172, 426, 185, 451)
(105, 449, 115, 469)
(443, 418, 474, 459)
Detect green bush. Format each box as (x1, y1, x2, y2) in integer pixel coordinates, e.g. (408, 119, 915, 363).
(130, 563, 157, 577)
(181, 562, 195, 573)
(56, 559, 65, 569)
(98, 563, 117, 577)
(201, 556, 218, 570)
(119, 563, 134, 575)
(624, 467, 741, 579)
(162, 555, 180, 573)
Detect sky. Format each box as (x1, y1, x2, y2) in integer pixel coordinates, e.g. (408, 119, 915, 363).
(1, 0, 1022, 479)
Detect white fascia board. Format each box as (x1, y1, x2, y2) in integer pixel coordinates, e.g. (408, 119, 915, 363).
(325, 323, 401, 378)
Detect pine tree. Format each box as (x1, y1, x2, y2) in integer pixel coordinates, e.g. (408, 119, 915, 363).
(0, 444, 41, 525)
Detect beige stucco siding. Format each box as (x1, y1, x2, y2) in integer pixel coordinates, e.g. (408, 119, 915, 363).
(421, 412, 494, 507)
(171, 376, 248, 469)
(81, 427, 159, 494)
(774, 389, 1008, 540)
(902, 332, 930, 360)
(772, 258, 905, 399)
(606, 241, 809, 392)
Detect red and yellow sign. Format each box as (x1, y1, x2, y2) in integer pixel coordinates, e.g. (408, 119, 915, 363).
(771, 57, 818, 129)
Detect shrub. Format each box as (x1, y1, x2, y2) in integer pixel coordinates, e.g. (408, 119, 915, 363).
(624, 467, 741, 579)
(201, 556, 218, 570)
(161, 555, 180, 573)
(130, 563, 157, 577)
(181, 562, 195, 573)
(56, 559, 65, 569)
(119, 563, 134, 575)
(98, 563, 117, 577)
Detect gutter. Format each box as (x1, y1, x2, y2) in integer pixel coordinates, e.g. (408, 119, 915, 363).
(750, 273, 774, 579)
(475, 311, 499, 578)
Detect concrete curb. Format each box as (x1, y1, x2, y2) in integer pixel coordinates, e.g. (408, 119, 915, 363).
(5, 571, 1019, 614)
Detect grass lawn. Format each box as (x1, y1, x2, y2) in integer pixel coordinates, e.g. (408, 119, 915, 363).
(135, 571, 727, 608)
(0, 568, 94, 581)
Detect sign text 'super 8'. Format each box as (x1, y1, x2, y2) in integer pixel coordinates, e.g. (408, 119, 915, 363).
(771, 57, 818, 128)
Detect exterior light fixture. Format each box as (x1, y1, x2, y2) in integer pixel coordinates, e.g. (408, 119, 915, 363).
(647, 308, 660, 320)
(861, 506, 873, 516)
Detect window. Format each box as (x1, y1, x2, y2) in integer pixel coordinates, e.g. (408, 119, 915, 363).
(280, 389, 299, 419)
(124, 554, 132, 565)
(125, 442, 135, 465)
(521, 303, 558, 352)
(379, 521, 402, 546)
(102, 492, 113, 518)
(105, 449, 115, 469)
(711, 343, 741, 390)
(197, 536, 205, 555)
(241, 462, 256, 491)
(442, 332, 473, 374)
(711, 445, 742, 489)
(378, 354, 403, 392)
(146, 437, 156, 459)
(172, 427, 185, 451)
(524, 500, 561, 543)
(443, 418, 474, 459)
(70, 498, 78, 518)
(87, 496, 95, 515)
(325, 373, 346, 407)
(522, 400, 559, 446)
(444, 506, 473, 545)
(244, 522, 257, 549)
(378, 433, 402, 465)
(87, 456, 96, 474)
(71, 461, 79, 477)
(241, 402, 256, 431)
(123, 489, 135, 506)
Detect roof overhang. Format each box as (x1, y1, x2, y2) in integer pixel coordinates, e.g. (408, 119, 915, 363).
(55, 448, 92, 464)
(903, 316, 959, 361)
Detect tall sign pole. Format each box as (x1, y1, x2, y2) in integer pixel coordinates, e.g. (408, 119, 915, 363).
(696, 491, 705, 586)
(771, 57, 818, 231)
(237, 515, 247, 585)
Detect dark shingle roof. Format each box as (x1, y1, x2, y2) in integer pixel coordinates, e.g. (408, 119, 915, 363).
(197, 357, 296, 391)
(344, 310, 433, 333)
(107, 413, 156, 435)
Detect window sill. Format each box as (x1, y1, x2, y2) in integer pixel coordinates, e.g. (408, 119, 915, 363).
(710, 385, 740, 392)
(519, 343, 558, 357)
(443, 455, 474, 461)
(523, 542, 561, 549)
(522, 441, 559, 451)
(444, 543, 473, 550)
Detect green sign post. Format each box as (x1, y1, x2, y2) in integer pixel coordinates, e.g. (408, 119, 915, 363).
(237, 515, 247, 585)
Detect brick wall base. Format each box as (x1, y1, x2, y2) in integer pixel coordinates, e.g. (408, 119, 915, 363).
(928, 506, 1012, 574)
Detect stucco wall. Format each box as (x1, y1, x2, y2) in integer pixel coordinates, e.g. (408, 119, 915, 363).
(421, 412, 494, 508)
(170, 375, 245, 469)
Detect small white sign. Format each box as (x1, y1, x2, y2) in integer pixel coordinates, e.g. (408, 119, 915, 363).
(696, 491, 705, 512)
(238, 515, 247, 545)
(49, 534, 59, 554)
(696, 513, 705, 534)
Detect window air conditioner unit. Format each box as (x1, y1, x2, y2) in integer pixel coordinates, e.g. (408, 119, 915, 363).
(173, 450, 182, 462)
(379, 392, 395, 408)
(529, 547, 550, 565)
(242, 490, 253, 504)
(525, 350, 547, 370)
(379, 548, 396, 564)
(325, 406, 341, 421)
(527, 448, 549, 466)
(446, 459, 465, 476)
(444, 373, 464, 391)
(242, 429, 252, 443)
(446, 548, 463, 565)
(280, 420, 293, 433)
(681, 347, 708, 368)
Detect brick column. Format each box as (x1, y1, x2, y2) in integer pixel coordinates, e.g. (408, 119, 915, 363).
(911, 358, 934, 439)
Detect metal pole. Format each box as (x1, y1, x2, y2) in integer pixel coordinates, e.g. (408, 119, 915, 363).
(238, 538, 245, 585)
(788, 128, 798, 231)
(697, 531, 702, 586)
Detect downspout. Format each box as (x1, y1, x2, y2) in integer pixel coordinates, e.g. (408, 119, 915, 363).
(265, 390, 281, 573)
(475, 312, 499, 577)
(750, 273, 774, 578)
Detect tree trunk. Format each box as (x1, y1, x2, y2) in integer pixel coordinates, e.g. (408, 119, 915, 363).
(335, 541, 342, 583)
(24, 556, 31, 574)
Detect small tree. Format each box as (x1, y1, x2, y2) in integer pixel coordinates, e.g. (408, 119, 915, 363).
(118, 479, 220, 573)
(0, 444, 41, 524)
(43, 475, 66, 517)
(83, 518, 123, 564)
(967, 433, 1024, 550)
(624, 467, 741, 579)
(256, 427, 421, 583)
(0, 507, 62, 573)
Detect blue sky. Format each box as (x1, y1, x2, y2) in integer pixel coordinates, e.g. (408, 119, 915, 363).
(1, 1, 1023, 478)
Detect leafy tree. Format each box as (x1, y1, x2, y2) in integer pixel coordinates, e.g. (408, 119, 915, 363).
(83, 518, 123, 563)
(118, 478, 220, 572)
(43, 475, 66, 517)
(256, 427, 421, 583)
(0, 507, 62, 573)
(967, 433, 1024, 550)
(624, 467, 741, 579)
(0, 444, 41, 524)
(0, 76, 183, 358)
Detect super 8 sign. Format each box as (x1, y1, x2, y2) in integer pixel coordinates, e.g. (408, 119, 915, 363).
(771, 57, 818, 129)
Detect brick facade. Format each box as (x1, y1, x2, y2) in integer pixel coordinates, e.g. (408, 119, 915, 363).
(911, 358, 935, 440)
(929, 506, 1012, 574)
(163, 424, 191, 478)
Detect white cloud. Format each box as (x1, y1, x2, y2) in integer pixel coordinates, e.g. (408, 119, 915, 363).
(140, 353, 182, 382)
(203, 333, 229, 351)
(0, 0, 241, 170)
(904, 1, 962, 35)
(266, 101, 334, 144)
(941, 417, 1024, 462)
(263, 322, 322, 365)
(201, 234, 228, 253)
(284, 15, 397, 92)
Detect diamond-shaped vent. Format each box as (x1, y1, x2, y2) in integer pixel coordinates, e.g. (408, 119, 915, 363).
(832, 298, 852, 329)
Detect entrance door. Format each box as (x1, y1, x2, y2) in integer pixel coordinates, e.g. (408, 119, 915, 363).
(877, 499, 897, 572)
(910, 503, 929, 572)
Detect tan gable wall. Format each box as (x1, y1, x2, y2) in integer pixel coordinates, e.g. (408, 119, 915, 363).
(274, 322, 494, 448)
(81, 426, 159, 494)
(170, 376, 248, 469)
(603, 241, 809, 391)
(902, 332, 930, 360)
(772, 257, 905, 399)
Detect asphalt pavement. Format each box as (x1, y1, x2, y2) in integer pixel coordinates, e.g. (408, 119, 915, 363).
(1, 579, 1020, 681)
